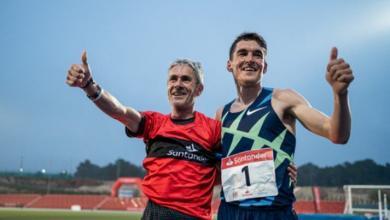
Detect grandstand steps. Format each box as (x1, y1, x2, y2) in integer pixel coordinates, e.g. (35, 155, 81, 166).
(0, 193, 346, 214)
(93, 196, 110, 210)
(0, 194, 40, 207)
(28, 194, 106, 209)
(24, 195, 42, 208)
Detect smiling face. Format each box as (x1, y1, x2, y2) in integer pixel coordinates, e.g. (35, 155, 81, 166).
(227, 40, 267, 87)
(167, 64, 203, 111)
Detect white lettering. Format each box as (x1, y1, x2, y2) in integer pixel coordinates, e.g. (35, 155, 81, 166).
(233, 152, 269, 164)
(167, 150, 207, 162)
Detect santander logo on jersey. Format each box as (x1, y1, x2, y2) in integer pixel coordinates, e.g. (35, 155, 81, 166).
(226, 158, 234, 166)
(185, 143, 198, 152)
(222, 148, 273, 169)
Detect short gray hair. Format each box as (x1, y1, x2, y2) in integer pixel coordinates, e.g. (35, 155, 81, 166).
(168, 59, 204, 85)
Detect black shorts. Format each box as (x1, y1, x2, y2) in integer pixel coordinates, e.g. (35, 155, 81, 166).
(141, 200, 199, 220)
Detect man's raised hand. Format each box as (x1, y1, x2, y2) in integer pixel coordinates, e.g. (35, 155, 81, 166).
(66, 50, 92, 88)
(326, 47, 354, 95)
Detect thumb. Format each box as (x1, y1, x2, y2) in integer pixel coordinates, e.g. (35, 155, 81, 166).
(81, 49, 88, 66)
(329, 47, 338, 61)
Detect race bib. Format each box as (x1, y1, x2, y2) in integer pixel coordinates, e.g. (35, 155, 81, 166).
(221, 148, 278, 202)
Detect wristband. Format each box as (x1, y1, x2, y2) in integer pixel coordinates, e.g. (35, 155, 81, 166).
(81, 77, 93, 89)
(87, 84, 104, 101)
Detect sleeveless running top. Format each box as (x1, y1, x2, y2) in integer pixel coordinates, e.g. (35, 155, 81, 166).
(220, 87, 296, 207)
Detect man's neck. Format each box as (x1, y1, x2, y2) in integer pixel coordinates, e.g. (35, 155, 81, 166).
(171, 107, 195, 120)
(236, 83, 262, 105)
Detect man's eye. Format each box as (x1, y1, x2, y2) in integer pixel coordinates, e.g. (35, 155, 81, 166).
(254, 52, 263, 58)
(182, 76, 191, 82)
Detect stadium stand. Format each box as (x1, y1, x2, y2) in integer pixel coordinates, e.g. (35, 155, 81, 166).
(97, 197, 145, 211)
(0, 194, 148, 211)
(0, 194, 40, 207)
(294, 200, 345, 214)
(27, 194, 106, 209)
(0, 194, 346, 214)
(0, 187, 346, 214)
(295, 200, 316, 213)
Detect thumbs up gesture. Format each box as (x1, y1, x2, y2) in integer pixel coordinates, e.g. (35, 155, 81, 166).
(66, 50, 92, 88)
(326, 47, 354, 95)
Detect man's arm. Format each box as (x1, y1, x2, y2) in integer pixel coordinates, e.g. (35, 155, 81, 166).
(215, 107, 223, 121)
(66, 50, 142, 132)
(287, 47, 354, 144)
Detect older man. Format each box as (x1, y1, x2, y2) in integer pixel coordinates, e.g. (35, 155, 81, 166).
(66, 53, 220, 220)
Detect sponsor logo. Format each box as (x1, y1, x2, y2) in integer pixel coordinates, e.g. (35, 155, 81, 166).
(226, 158, 234, 166)
(246, 106, 267, 116)
(185, 143, 198, 152)
(233, 151, 271, 164)
(222, 149, 273, 169)
(167, 150, 208, 163)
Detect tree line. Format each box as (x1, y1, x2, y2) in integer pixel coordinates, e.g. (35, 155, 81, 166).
(73, 158, 390, 185)
(75, 158, 145, 180)
(297, 159, 390, 186)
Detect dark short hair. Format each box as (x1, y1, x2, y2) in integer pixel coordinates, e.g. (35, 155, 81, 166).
(229, 32, 267, 60)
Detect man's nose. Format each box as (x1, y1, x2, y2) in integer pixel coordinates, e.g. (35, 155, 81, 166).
(173, 79, 184, 87)
(244, 53, 255, 62)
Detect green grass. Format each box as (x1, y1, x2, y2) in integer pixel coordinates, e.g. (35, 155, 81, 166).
(0, 209, 142, 220)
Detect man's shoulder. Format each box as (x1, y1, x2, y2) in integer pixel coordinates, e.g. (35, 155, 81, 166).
(215, 106, 224, 122)
(195, 112, 221, 129)
(195, 111, 218, 123)
(141, 111, 167, 120)
(273, 87, 295, 96)
(272, 88, 309, 110)
(273, 88, 301, 101)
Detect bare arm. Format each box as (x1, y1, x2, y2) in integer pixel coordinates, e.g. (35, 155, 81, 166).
(325, 47, 353, 143)
(287, 47, 353, 144)
(66, 50, 142, 132)
(276, 89, 331, 139)
(327, 92, 351, 144)
(215, 107, 223, 121)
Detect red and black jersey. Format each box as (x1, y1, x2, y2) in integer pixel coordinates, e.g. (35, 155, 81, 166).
(126, 111, 221, 220)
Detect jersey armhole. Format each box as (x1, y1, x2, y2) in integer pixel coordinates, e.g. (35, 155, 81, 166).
(125, 114, 146, 137)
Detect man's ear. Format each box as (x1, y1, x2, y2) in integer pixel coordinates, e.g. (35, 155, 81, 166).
(227, 60, 233, 72)
(263, 61, 268, 74)
(195, 84, 204, 97)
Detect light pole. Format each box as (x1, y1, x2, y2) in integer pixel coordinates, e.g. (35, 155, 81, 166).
(41, 169, 50, 194)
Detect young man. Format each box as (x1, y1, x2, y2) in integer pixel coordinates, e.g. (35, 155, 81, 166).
(66, 53, 220, 220)
(216, 32, 354, 219)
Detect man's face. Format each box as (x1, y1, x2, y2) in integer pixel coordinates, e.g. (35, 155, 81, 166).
(167, 64, 202, 110)
(227, 40, 267, 87)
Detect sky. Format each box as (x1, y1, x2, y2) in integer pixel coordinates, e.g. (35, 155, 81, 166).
(1, 0, 389, 173)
